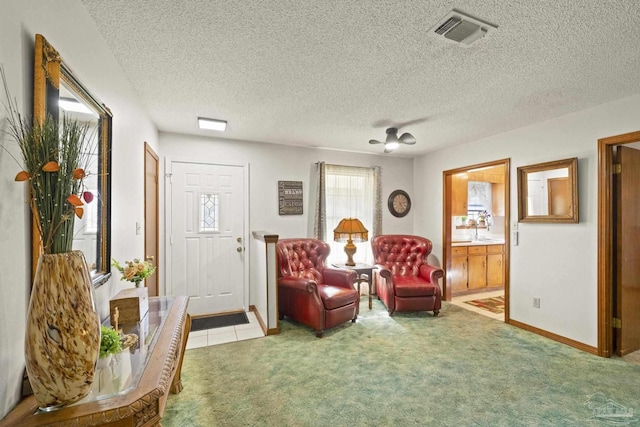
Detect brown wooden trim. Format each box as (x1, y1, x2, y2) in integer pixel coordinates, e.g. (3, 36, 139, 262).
(252, 230, 279, 243)
(509, 319, 599, 355)
(250, 305, 267, 335)
(144, 142, 160, 296)
(442, 158, 510, 325)
(442, 173, 453, 301)
(597, 130, 640, 357)
(190, 309, 245, 320)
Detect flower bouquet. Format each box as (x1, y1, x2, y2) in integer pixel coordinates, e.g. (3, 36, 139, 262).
(2, 68, 94, 254)
(112, 258, 156, 287)
(478, 210, 491, 225)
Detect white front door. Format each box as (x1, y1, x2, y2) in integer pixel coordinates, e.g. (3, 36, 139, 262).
(167, 161, 246, 316)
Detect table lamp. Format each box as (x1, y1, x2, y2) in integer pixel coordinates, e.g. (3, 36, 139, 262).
(333, 218, 369, 266)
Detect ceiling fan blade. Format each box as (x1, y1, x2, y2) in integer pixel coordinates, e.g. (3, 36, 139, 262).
(369, 139, 383, 145)
(399, 133, 416, 145)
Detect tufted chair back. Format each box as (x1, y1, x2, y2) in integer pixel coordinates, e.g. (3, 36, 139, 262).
(371, 235, 433, 277)
(277, 238, 329, 284)
(370, 234, 442, 316)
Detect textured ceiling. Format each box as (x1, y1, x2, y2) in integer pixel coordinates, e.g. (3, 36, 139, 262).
(80, 0, 640, 156)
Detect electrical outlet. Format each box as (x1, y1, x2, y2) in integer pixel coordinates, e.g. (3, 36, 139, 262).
(533, 297, 540, 308)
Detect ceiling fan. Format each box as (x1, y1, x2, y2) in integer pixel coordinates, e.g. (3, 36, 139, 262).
(369, 127, 416, 153)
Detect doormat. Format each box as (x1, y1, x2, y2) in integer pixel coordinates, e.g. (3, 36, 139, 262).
(464, 296, 505, 314)
(191, 312, 249, 332)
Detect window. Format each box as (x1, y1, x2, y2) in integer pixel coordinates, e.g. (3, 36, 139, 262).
(323, 164, 378, 265)
(199, 193, 219, 232)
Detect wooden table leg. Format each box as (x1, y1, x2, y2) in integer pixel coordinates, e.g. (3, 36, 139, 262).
(170, 313, 191, 394)
(368, 272, 373, 309)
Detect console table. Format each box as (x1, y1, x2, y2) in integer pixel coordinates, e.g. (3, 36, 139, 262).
(0, 296, 190, 427)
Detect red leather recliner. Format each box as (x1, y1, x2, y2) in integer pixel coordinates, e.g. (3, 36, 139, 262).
(371, 235, 444, 316)
(277, 238, 359, 337)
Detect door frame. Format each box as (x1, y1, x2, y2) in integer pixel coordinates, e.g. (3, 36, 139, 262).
(164, 157, 251, 311)
(144, 142, 159, 296)
(442, 158, 511, 321)
(597, 130, 640, 357)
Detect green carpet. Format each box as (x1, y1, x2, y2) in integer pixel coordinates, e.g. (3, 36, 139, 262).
(163, 300, 640, 427)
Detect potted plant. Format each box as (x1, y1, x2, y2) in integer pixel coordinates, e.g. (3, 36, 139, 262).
(2, 67, 101, 410)
(98, 325, 122, 369)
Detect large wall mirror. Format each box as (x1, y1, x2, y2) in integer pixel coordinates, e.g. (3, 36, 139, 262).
(33, 34, 112, 287)
(517, 157, 578, 223)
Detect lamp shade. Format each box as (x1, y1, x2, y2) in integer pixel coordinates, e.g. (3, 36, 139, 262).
(333, 218, 368, 242)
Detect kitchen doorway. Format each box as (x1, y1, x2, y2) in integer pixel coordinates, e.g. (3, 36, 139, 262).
(442, 159, 511, 322)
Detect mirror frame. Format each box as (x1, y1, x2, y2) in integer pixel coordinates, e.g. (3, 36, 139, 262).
(517, 157, 578, 223)
(33, 34, 112, 287)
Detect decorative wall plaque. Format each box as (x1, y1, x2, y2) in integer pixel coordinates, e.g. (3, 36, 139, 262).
(278, 181, 303, 215)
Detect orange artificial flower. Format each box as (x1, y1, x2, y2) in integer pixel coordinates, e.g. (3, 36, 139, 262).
(14, 171, 30, 181)
(42, 161, 59, 172)
(74, 207, 84, 219)
(67, 194, 83, 207)
(73, 168, 85, 180)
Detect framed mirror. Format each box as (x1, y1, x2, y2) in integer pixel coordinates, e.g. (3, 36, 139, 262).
(33, 34, 112, 287)
(517, 157, 578, 223)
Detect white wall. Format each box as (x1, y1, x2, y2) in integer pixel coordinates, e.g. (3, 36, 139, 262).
(414, 93, 640, 348)
(0, 0, 158, 418)
(159, 132, 415, 300)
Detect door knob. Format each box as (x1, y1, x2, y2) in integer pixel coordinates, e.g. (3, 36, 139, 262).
(237, 237, 243, 243)
(146, 255, 155, 261)
(237, 247, 243, 253)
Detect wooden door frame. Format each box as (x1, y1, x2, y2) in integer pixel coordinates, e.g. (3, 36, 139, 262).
(144, 142, 159, 296)
(597, 130, 640, 357)
(442, 158, 511, 322)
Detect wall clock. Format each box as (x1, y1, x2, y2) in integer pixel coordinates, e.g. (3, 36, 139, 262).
(388, 190, 411, 217)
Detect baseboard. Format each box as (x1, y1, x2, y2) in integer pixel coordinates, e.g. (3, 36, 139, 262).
(508, 319, 599, 356)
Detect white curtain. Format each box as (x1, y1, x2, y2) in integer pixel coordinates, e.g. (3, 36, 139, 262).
(314, 163, 381, 266)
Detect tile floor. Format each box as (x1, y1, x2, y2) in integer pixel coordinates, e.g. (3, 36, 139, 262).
(186, 311, 265, 350)
(450, 289, 505, 321)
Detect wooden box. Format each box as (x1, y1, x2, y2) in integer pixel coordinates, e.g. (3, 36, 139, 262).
(109, 287, 149, 325)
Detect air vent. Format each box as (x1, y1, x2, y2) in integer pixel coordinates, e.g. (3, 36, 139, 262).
(428, 9, 497, 47)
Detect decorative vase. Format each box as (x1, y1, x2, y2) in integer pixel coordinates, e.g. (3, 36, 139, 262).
(25, 250, 101, 411)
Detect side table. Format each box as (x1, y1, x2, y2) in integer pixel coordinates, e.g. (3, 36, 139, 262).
(332, 262, 376, 309)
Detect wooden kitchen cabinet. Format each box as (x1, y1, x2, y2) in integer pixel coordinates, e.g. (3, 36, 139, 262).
(450, 244, 504, 294)
(451, 173, 468, 216)
(486, 245, 504, 287)
(467, 246, 487, 289)
(492, 182, 505, 216)
(450, 246, 468, 293)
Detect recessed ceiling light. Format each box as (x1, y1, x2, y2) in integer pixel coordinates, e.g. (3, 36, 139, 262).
(198, 117, 227, 131)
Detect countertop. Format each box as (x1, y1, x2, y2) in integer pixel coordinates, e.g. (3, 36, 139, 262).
(451, 239, 505, 247)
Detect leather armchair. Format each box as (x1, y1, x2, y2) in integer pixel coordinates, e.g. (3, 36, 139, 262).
(371, 235, 444, 316)
(277, 238, 359, 337)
